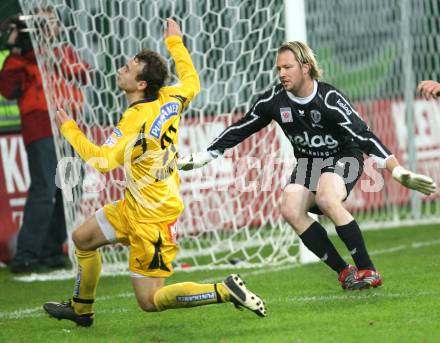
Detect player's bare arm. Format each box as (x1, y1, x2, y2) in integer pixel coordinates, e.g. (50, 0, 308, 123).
(417, 80, 440, 100)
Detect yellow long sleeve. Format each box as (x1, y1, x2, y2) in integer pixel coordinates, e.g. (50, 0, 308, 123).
(60, 108, 141, 173)
(60, 120, 123, 172)
(60, 34, 199, 221)
(164, 36, 201, 105)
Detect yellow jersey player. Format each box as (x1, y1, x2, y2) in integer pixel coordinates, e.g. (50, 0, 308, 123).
(43, 18, 266, 327)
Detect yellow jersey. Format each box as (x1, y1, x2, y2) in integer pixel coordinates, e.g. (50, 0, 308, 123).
(60, 35, 200, 223)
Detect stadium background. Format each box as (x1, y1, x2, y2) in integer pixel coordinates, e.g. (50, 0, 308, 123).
(1, 0, 439, 266)
(0, 1, 439, 342)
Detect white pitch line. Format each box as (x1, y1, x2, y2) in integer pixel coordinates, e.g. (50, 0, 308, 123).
(266, 290, 440, 303)
(0, 307, 41, 320)
(198, 238, 440, 283)
(2, 289, 439, 321)
(196, 263, 299, 284)
(13, 239, 440, 283)
(2, 238, 440, 321)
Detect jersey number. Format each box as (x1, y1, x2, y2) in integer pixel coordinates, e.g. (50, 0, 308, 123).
(160, 124, 177, 149)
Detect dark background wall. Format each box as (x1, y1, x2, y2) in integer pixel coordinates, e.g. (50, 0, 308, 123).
(0, 0, 21, 22)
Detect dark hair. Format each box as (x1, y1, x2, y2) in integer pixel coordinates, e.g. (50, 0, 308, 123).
(135, 49, 169, 98)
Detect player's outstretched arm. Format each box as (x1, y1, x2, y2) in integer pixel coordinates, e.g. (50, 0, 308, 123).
(386, 156, 437, 196)
(392, 166, 437, 196)
(178, 87, 274, 172)
(177, 149, 221, 171)
(178, 110, 271, 172)
(417, 80, 440, 100)
(56, 108, 139, 173)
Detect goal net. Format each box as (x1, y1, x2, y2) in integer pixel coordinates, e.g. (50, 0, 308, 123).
(18, 0, 297, 273)
(18, 0, 440, 274)
(304, 0, 440, 229)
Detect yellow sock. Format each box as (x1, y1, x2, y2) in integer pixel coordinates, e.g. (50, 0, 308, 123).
(153, 282, 231, 311)
(72, 249, 102, 315)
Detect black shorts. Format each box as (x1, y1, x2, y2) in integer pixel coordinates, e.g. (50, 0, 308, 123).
(289, 149, 364, 214)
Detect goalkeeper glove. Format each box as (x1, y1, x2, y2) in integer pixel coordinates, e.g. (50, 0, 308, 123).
(177, 149, 220, 171)
(392, 166, 437, 196)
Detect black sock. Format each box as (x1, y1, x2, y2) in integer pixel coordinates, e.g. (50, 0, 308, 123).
(336, 220, 375, 270)
(300, 222, 347, 273)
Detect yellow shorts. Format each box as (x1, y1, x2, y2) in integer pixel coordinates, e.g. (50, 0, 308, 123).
(95, 200, 178, 278)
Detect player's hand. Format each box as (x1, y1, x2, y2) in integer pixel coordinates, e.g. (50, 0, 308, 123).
(163, 18, 182, 39)
(392, 166, 437, 196)
(177, 150, 218, 171)
(56, 108, 73, 129)
(417, 80, 440, 100)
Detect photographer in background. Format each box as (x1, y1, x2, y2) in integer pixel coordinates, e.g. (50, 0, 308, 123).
(0, 48, 20, 132)
(0, 8, 88, 273)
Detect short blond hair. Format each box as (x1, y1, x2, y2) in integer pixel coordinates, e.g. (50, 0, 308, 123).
(278, 41, 322, 80)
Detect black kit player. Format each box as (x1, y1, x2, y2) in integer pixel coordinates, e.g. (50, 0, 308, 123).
(179, 41, 437, 290)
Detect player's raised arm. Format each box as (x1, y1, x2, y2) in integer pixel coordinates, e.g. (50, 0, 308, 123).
(163, 18, 200, 103)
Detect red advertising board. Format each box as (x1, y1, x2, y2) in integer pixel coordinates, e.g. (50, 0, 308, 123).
(0, 134, 29, 261)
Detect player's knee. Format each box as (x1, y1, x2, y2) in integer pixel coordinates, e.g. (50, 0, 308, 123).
(136, 295, 157, 312)
(280, 201, 304, 226)
(138, 301, 157, 312)
(72, 230, 82, 248)
(282, 184, 311, 225)
(72, 229, 91, 251)
(315, 192, 338, 215)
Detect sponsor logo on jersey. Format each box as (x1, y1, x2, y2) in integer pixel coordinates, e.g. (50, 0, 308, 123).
(336, 98, 353, 116)
(290, 131, 339, 149)
(298, 109, 305, 116)
(150, 102, 180, 138)
(113, 128, 122, 138)
(280, 107, 293, 123)
(310, 110, 321, 123)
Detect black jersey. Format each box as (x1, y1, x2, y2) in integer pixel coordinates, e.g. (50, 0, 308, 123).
(208, 81, 392, 162)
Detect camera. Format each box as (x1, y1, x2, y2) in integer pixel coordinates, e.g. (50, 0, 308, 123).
(9, 15, 34, 52)
(0, 15, 37, 53)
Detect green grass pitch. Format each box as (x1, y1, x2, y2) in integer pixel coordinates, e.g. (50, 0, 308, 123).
(0, 224, 439, 343)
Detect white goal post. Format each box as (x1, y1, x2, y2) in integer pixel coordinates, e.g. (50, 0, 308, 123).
(17, 0, 440, 275)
